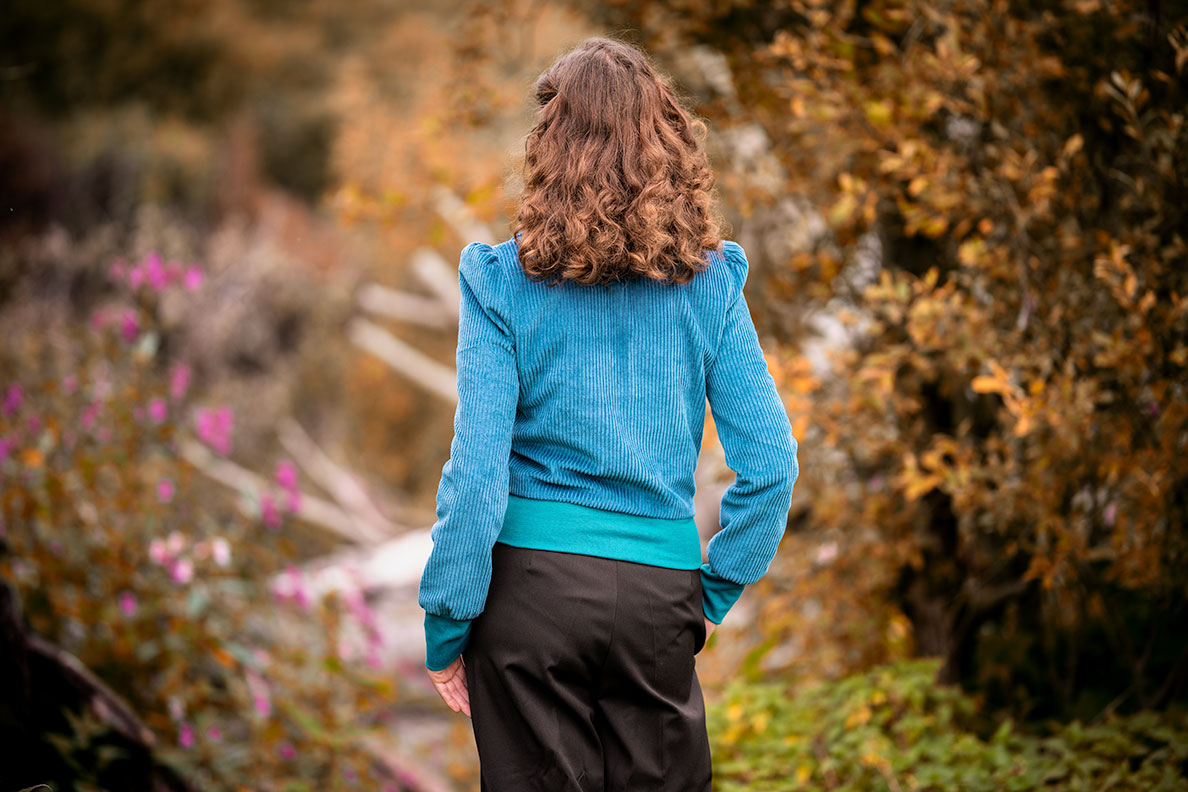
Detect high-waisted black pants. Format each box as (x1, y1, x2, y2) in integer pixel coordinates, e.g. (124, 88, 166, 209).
(462, 541, 712, 791)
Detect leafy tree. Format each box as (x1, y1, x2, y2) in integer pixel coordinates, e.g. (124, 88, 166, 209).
(580, 0, 1188, 723)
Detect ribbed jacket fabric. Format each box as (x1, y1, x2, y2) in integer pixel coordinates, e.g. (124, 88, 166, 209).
(418, 234, 800, 670)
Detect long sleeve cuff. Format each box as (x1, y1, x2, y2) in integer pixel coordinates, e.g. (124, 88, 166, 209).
(424, 611, 475, 671)
(700, 563, 747, 624)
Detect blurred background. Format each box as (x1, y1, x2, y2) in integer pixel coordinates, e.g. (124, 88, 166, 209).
(2, 0, 1187, 789)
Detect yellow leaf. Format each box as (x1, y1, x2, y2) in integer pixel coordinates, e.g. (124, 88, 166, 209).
(828, 193, 858, 227)
(865, 99, 894, 126)
(971, 375, 1009, 395)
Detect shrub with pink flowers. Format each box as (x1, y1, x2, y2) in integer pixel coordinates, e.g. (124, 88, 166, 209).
(0, 251, 409, 791)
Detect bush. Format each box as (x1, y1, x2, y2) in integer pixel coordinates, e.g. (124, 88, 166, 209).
(1, 250, 402, 790)
(708, 657, 1188, 792)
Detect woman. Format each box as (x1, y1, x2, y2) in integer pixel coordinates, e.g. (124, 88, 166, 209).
(418, 35, 799, 791)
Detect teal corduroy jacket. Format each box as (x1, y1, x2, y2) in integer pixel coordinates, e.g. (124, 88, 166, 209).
(418, 234, 799, 671)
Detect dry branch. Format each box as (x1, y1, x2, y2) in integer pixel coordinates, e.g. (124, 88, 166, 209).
(356, 282, 454, 328)
(276, 417, 402, 540)
(178, 438, 387, 544)
(347, 317, 458, 403)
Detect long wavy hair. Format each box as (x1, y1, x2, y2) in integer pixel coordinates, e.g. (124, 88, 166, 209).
(510, 36, 728, 287)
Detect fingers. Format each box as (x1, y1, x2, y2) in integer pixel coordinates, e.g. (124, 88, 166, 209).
(427, 657, 471, 718)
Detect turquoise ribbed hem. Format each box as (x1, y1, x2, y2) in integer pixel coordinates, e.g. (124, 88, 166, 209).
(700, 563, 747, 624)
(424, 611, 473, 671)
(497, 493, 703, 570)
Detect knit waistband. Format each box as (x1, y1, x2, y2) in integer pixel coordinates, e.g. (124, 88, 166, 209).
(496, 493, 703, 570)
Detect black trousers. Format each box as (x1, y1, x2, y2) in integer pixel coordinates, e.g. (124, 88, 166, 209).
(462, 541, 712, 791)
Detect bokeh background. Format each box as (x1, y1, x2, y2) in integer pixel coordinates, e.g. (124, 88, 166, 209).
(2, 0, 1187, 790)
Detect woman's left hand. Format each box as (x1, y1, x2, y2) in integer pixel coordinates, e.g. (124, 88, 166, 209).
(427, 655, 471, 718)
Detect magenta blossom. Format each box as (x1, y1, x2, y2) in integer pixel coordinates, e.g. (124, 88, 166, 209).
(260, 493, 282, 529)
(194, 405, 233, 455)
(178, 721, 195, 749)
(120, 309, 140, 342)
(142, 252, 168, 290)
(275, 460, 298, 491)
(148, 397, 168, 424)
(157, 478, 175, 503)
(169, 558, 194, 585)
(284, 490, 302, 514)
(80, 401, 102, 430)
(170, 363, 192, 400)
(118, 590, 137, 617)
(278, 742, 296, 760)
(0, 437, 13, 463)
(2, 383, 21, 417)
(149, 538, 169, 565)
(89, 309, 108, 331)
(211, 536, 231, 567)
(183, 266, 204, 292)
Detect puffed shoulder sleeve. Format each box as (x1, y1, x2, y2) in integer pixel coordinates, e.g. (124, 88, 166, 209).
(456, 241, 513, 352)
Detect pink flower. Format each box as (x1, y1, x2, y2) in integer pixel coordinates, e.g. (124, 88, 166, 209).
(90, 309, 108, 331)
(2, 383, 21, 417)
(179, 721, 195, 748)
(211, 536, 231, 567)
(194, 405, 233, 455)
(272, 564, 309, 609)
(183, 266, 204, 292)
(63, 374, 78, 394)
(246, 669, 271, 717)
(166, 259, 183, 284)
(284, 490, 302, 514)
(128, 265, 144, 290)
(26, 414, 40, 434)
(120, 309, 139, 342)
(0, 437, 12, 462)
(148, 397, 168, 424)
(169, 558, 194, 585)
(1104, 502, 1117, 527)
(143, 252, 168, 291)
(157, 478, 175, 503)
(207, 726, 222, 742)
(170, 364, 192, 400)
(80, 401, 102, 430)
(118, 590, 137, 617)
(275, 460, 298, 492)
(278, 742, 296, 760)
(261, 493, 281, 529)
(166, 530, 185, 555)
(149, 538, 169, 564)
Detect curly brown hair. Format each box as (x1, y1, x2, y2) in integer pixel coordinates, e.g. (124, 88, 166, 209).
(510, 36, 728, 287)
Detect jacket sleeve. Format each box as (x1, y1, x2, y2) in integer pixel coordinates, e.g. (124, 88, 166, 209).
(700, 241, 800, 624)
(418, 241, 519, 670)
